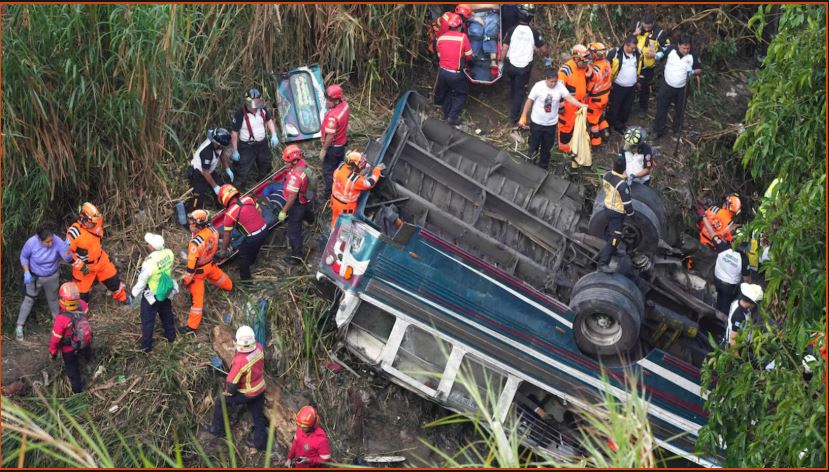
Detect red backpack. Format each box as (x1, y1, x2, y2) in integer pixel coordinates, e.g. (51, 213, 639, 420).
(61, 310, 93, 351)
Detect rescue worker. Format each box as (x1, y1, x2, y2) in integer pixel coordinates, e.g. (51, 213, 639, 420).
(130, 233, 177, 352)
(330, 152, 385, 230)
(188, 128, 233, 211)
(501, 4, 547, 125)
(181, 210, 233, 334)
(66, 203, 131, 306)
(203, 325, 268, 451)
(427, 5, 472, 55)
(631, 14, 671, 114)
(652, 35, 702, 139)
(433, 12, 474, 126)
(277, 145, 316, 266)
(606, 35, 641, 134)
(218, 184, 269, 281)
(49, 282, 92, 394)
(285, 405, 333, 468)
(622, 126, 655, 186)
(557, 44, 593, 154)
(698, 193, 741, 249)
(16, 224, 72, 341)
(712, 237, 750, 316)
(724, 283, 763, 346)
(586, 42, 612, 146)
(320, 84, 350, 200)
(596, 154, 634, 270)
(518, 68, 587, 171)
(229, 88, 280, 191)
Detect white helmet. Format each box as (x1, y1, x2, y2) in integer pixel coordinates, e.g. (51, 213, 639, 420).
(740, 283, 764, 305)
(235, 325, 256, 353)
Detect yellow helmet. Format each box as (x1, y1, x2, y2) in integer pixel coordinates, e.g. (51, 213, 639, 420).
(346, 151, 367, 171)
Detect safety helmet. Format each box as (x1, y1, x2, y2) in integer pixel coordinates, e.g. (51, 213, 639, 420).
(444, 11, 463, 28)
(234, 325, 257, 353)
(346, 151, 367, 172)
(188, 209, 210, 227)
(517, 4, 537, 21)
(739, 283, 763, 305)
(325, 84, 344, 101)
(624, 126, 646, 145)
(218, 184, 240, 207)
(572, 44, 590, 58)
(78, 202, 102, 228)
(454, 4, 473, 19)
(282, 144, 303, 164)
(725, 193, 742, 215)
(245, 87, 264, 111)
(208, 128, 231, 147)
(296, 405, 318, 428)
(589, 42, 607, 60)
(58, 282, 81, 312)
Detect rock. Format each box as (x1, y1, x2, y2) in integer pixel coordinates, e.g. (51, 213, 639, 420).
(212, 325, 296, 446)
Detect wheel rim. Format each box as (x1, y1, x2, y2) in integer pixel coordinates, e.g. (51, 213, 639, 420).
(622, 221, 643, 249)
(580, 312, 623, 347)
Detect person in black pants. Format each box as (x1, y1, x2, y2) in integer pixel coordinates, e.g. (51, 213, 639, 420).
(434, 15, 474, 125)
(606, 36, 640, 133)
(630, 14, 670, 114)
(596, 155, 634, 270)
(130, 233, 177, 352)
(278, 145, 316, 266)
(229, 88, 280, 191)
(652, 36, 702, 138)
(187, 128, 233, 212)
(502, 6, 547, 125)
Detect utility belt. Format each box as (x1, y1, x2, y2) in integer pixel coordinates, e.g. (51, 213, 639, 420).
(588, 89, 610, 99)
(244, 224, 268, 237)
(440, 66, 462, 74)
(238, 139, 267, 149)
(332, 194, 358, 206)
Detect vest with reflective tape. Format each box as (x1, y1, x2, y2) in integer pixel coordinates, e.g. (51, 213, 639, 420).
(145, 249, 175, 293)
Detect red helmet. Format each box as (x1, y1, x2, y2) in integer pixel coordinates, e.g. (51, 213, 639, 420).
(218, 184, 240, 207)
(282, 144, 303, 163)
(296, 405, 318, 428)
(445, 12, 463, 28)
(325, 84, 343, 101)
(58, 282, 81, 312)
(455, 4, 473, 19)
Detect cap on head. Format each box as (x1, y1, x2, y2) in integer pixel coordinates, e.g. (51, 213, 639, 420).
(144, 233, 165, 251)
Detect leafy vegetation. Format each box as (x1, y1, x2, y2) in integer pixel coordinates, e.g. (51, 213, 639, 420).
(699, 4, 827, 467)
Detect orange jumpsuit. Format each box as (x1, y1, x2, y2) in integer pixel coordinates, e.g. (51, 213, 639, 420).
(330, 163, 383, 230)
(184, 225, 233, 330)
(557, 58, 592, 153)
(587, 58, 612, 146)
(698, 206, 735, 248)
(66, 221, 127, 302)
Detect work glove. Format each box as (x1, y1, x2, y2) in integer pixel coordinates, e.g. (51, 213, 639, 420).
(231, 150, 240, 162)
(74, 260, 90, 275)
(270, 134, 279, 148)
(278, 211, 287, 222)
(518, 115, 528, 128)
(213, 185, 221, 195)
(544, 56, 552, 68)
(182, 273, 194, 286)
(23, 271, 32, 285)
(655, 51, 664, 61)
(225, 168, 234, 182)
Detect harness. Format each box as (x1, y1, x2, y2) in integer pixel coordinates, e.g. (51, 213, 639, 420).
(242, 107, 267, 144)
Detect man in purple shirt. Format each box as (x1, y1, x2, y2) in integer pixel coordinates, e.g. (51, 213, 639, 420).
(16, 225, 72, 341)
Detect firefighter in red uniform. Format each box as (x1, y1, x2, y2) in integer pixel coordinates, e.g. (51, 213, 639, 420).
(49, 282, 92, 393)
(587, 42, 612, 146)
(203, 325, 268, 451)
(428, 5, 473, 55)
(66, 202, 131, 306)
(320, 84, 350, 200)
(286, 405, 333, 468)
(434, 12, 474, 126)
(277, 145, 316, 266)
(330, 151, 385, 231)
(181, 210, 233, 333)
(557, 44, 594, 153)
(218, 184, 269, 280)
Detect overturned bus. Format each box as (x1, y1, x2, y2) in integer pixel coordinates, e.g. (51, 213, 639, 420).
(316, 91, 725, 466)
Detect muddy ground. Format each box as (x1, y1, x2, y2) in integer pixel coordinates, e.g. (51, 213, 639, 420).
(2, 53, 753, 467)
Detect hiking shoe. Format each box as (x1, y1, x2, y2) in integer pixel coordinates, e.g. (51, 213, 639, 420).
(15, 326, 24, 341)
(245, 434, 266, 451)
(177, 326, 197, 335)
(123, 294, 134, 306)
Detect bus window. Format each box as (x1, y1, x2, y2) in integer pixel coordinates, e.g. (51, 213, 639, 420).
(391, 325, 452, 391)
(447, 354, 507, 414)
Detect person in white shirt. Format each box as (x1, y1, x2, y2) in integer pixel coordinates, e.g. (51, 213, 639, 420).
(606, 35, 641, 134)
(652, 34, 702, 138)
(130, 233, 179, 352)
(712, 237, 750, 315)
(518, 68, 587, 171)
(501, 6, 547, 125)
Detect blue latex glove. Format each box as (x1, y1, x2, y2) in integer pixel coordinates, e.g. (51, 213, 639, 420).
(231, 150, 240, 162)
(23, 271, 32, 285)
(685, 64, 693, 74)
(544, 56, 552, 67)
(655, 51, 664, 61)
(270, 134, 279, 148)
(225, 168, 234, 182)
(213, 185, 220, 195)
